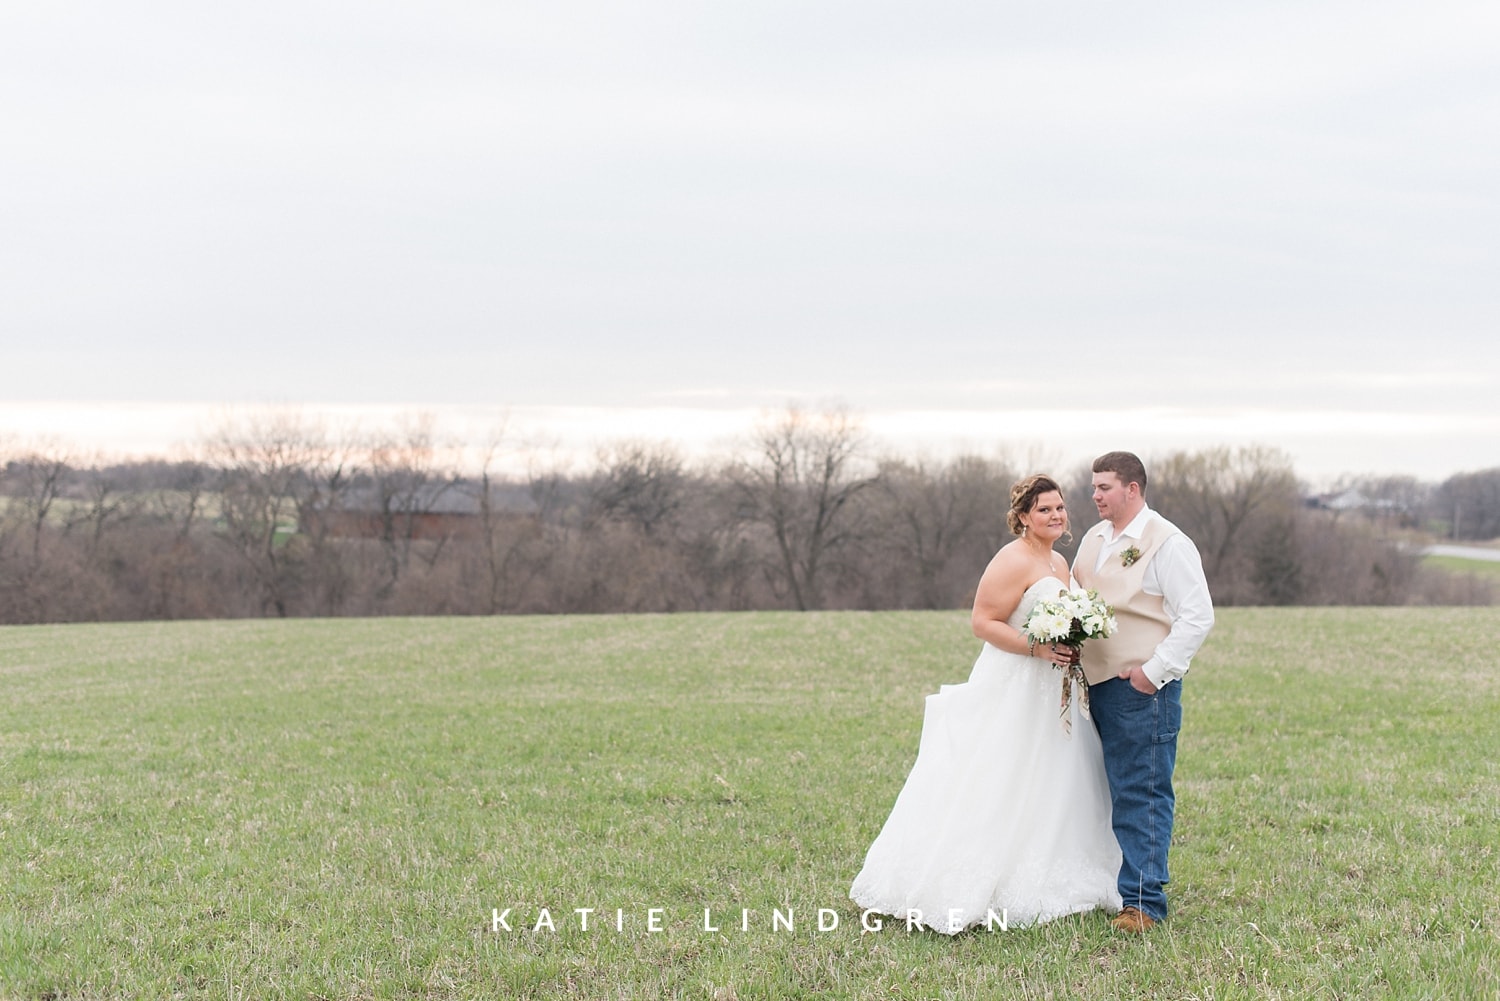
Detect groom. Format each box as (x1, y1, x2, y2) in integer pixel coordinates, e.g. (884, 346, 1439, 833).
(1072, 451, 1214, 933)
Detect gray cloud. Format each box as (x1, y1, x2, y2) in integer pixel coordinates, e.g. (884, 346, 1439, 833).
(2, 0, 1497, 467)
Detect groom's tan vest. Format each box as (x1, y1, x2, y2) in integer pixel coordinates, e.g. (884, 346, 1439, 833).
(1072, 515, 1180, 686)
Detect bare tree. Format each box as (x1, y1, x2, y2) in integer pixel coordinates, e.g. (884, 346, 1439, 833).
(1437, 468, 1500, 541)
(5, 421, 1495, 622)
(141, 462, 216, 619)
(67, 464, 131, 564)
(6, 443, 71, 562)
(1149, 446, 1301, 602)
(869, 454, 1015, 608)
(1291, 511, 1422, 605)
(587, 440, 688, 538)
(467, 433, 552, 614)
(727, 406, 876, 610)
(206, 410, 335, 617)
(0, 444, 75, 621)
(1328, 473, 1430, 531)
(168, 464, 209, 541)
(292, 443, 355, 615)
(363, 413, 460, 593)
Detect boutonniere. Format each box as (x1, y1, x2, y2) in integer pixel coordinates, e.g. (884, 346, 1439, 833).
(1120, 546, 1142, 568)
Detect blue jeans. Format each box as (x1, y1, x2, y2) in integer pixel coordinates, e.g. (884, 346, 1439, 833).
(1090, 676, 1181, 922)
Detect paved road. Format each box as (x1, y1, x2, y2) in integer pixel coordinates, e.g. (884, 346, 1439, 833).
(1424, 544, 1500, 563)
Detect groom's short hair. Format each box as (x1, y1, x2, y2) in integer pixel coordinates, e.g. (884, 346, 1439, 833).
(1093, 451, 1148, 495)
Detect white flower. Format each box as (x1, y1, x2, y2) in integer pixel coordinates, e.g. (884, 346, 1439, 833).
(1024, 603, 1070, 642)
(1058, 593, 1090, 620)
(1050, 611, 1075, 637)
(1027, 589, 1115, 649)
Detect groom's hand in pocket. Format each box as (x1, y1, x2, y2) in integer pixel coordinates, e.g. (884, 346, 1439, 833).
(1119, 664, 1159, 695)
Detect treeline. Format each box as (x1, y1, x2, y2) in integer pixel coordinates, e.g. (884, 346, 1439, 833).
(0, 409, 1493, 624)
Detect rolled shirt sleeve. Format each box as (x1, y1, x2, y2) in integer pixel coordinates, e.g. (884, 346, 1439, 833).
(1139, 532, 1215, 690)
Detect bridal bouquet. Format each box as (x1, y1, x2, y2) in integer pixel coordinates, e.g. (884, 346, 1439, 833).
(1023, 588, 1117, 735)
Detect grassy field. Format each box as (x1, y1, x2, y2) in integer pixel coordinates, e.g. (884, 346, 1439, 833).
(1422, 554, 1500, 579)
(2, 608, 1498, 1000)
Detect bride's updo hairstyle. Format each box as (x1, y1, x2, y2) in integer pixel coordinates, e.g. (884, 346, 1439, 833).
(1007, 474, 1065, 536)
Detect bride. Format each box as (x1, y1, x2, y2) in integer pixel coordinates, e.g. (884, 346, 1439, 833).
(850, 474, 1122, 932)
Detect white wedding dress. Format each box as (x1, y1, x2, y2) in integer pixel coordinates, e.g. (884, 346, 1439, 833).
(850, 576, 1122, 932)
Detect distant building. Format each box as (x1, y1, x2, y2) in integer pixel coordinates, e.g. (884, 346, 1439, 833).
(1304, 488, 1409, 523)
(301, 484, 482, 540)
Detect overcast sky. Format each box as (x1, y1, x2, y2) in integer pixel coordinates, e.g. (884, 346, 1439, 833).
(3, 2, 1498, 480)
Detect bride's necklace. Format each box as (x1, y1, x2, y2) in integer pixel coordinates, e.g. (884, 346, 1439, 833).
(1021, 536, 1057, 576)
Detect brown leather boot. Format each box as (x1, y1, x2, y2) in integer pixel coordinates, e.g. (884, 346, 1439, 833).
(1111, 906, 1156, 933)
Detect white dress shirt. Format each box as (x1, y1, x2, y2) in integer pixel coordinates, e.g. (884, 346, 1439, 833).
(1089, 505, 1215, 690)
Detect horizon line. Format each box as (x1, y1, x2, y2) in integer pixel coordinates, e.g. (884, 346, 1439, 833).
(2, 399, 1496, 486)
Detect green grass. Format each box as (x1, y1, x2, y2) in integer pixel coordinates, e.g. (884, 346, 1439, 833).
(1423, 554, 1500, 578)
(2, 609, 1498, 1000)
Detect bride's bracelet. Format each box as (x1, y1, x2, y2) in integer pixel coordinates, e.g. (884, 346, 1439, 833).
(1027, 636, 1037, 657)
